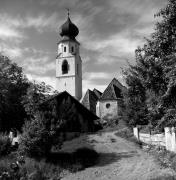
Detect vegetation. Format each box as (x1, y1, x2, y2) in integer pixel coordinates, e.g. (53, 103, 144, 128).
(0, 146, 99, 179)
(122, 0, 176, 129)
(0, 53, 57, 132)
(0, 54, 29, 132)
(21, 81, 57, 120)
(19, 112, 53, 158)
(0, 133, 11, 156)
(115, 128, 142, 147)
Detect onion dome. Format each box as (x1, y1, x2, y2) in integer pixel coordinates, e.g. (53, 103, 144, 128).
(59, 16, 79, 39)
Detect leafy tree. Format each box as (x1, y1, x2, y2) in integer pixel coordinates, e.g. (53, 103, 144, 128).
(0, 54, 29, 131)
(121, 67, 148, 126)
(21, 81, 57, 120)
(122, 0, 176, 128)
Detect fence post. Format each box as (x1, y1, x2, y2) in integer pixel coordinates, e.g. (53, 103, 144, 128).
(165, 127, 172, 152)
(171, 127, 176, 152)
(133, 127, 139, 140)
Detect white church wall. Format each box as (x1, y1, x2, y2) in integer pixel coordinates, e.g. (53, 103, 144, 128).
(98, 100, 118, 120)
(56, 76, 76, 96)
(56, 56, 76, 77)
(56, 16, 82, 101)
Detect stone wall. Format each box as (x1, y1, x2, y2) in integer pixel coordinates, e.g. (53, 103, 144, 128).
(98, 100, 118, 120)
(133, 127, 176, 153)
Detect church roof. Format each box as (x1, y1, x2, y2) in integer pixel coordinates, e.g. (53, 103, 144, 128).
(59, 16, 79, 39)
(99, 78, 126, 101)
(93, 88, 102, 99)
(81, 89, 100, 114)
(40, 91, 100, 132)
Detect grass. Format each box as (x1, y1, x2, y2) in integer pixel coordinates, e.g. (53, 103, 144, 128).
(115, 127, 143, 147)
(0, 146, 99, 179)
(115, 127, 176, 174)
(145, 145, 176, 172)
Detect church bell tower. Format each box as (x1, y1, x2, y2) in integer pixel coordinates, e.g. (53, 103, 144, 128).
(56, 12, 82, 100)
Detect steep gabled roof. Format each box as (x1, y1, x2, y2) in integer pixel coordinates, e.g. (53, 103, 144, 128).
(81, 89, 99, 114)
(93, 88, 102, 99)
(99, 78, 126, 100)
(40, 91, 99, 132)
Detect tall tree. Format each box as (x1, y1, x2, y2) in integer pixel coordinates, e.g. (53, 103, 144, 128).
(22, 81, 58, 120)
(0, 54, 29, 131)
(123, 0, 176, 128)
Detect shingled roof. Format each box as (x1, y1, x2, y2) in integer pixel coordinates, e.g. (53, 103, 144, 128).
(40, 91, 100, 132)
(99, 78, 125, 100)
(93, 88, 102, 99)
(82, 89, 102, 114)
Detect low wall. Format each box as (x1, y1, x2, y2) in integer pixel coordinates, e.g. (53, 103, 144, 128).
(139, 133, 165, 146)
(133, 127, 176, 153)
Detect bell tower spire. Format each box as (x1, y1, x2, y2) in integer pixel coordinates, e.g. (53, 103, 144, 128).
(56, 12, 82, 100)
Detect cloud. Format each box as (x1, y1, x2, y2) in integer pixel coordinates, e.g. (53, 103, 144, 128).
(0, 43, 23, 58)
(0, 0, 168, 95)
(0, 12, 60, 37)
(0, 24, 24, 41)
(24, 13, 60, 32)
(84, 72, 111, 80)
(21, 55, 55, 77)
(26, 73, 56, 89)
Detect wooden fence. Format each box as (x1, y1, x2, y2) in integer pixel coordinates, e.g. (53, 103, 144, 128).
(133, 127, 176, 152)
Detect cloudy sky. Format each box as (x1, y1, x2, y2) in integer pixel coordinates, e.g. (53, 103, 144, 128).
(0, 0, 167, 94)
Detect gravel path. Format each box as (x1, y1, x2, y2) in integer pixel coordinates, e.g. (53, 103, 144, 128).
(62, 131, 176, 180)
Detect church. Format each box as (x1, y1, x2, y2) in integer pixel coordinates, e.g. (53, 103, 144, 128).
(56, 12, 82, 101)
(54, 12, 126, 121)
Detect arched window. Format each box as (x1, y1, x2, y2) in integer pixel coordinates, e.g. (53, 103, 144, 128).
(71, 46, 74, 53)
(62, 60, 69, 74)
(64, 46, 66, 52)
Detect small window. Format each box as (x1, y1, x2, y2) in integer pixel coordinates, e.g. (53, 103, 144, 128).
(64, 46, 66, 52)
(71, 46, 74, 52)
(62, 60, 69, 74)
(106, 103, 110, 109)
(77, 64, 79, 75)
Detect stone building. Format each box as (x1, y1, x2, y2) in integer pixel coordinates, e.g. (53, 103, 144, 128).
(40, 91, 100, 134)
(82, 78, 126, 120)
(96, 78, 126, 120)
(82, 89, 102, 115)
(55, 13, 126, 122)
(52, 13, 101, 134)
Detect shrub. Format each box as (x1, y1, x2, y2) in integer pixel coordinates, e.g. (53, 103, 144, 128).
(0, 152, 17, 175)
(19, 114, 52, 158)
(115, 128, 133, 139)
(0, 133, 11, 156)
(0, 155, 64, 180)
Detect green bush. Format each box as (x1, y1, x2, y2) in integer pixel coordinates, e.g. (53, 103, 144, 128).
(0, 155, 64, 179)
(0, 133, 11, 156)
(19, 114, 52, 158)
(22, 158, 63, 180)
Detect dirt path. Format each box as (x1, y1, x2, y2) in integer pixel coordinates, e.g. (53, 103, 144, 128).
(62, 131, 176, 180)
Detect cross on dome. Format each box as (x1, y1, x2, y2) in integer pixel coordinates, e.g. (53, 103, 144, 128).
(59, 9, 79, 39)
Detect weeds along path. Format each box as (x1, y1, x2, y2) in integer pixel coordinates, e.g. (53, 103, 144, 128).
(62, 131, 176, 180)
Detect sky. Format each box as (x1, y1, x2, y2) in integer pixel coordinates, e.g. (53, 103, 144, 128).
(0, 0, 167, 94)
